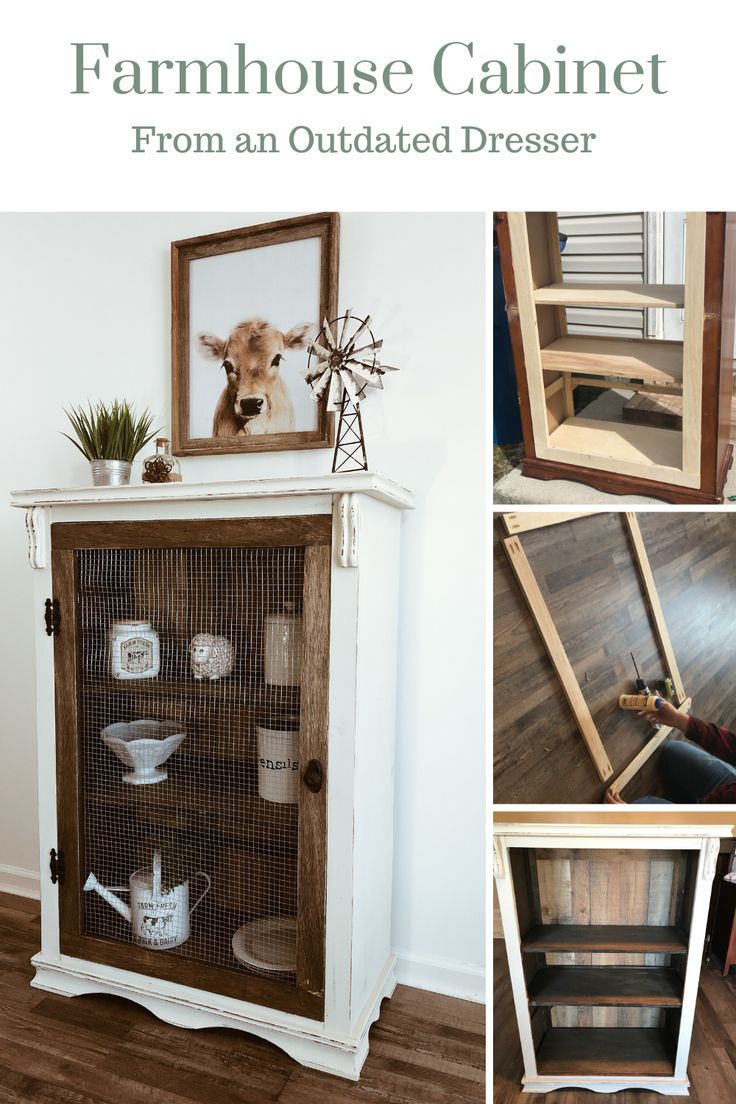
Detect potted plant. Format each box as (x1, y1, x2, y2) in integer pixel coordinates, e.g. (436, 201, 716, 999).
(62, 400, 159, 486)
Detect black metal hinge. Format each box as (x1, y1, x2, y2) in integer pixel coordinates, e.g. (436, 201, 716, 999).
(49, 848, 65, 886)
(44, 598, 61, 637)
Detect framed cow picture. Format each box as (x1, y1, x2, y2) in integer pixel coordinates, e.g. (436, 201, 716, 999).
(171, 212, 339, 455)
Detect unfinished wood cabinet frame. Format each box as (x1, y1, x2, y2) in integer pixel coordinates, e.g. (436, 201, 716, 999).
(493, 820, 728, 1094)
(500, 512, 688, 792)
(495, 211, 735, 504)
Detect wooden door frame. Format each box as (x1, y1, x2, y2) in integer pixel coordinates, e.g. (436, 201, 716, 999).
(51, 515, 331, 1020)
(499, 512, 689, 794)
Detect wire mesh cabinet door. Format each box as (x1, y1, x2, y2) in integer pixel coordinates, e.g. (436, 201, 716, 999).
(51, 515, 331, 1020)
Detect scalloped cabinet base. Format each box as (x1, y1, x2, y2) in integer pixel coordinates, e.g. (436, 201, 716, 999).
(31, 953, 397, 1080)
(522, 1076, 689, 1095)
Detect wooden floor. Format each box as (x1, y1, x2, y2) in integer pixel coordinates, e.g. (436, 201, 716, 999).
(494, 938, 736, 1102)
(493, 512, 736, 803)
(0, 893, 485, 1103)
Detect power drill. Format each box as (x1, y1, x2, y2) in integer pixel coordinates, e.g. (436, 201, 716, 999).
(620, 653, 673, 729)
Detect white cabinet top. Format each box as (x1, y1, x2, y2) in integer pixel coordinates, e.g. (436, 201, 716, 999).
(494, 818, 734, 839)
(10, 472, 414, 511)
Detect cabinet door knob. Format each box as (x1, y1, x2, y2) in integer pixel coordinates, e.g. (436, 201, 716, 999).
(303, 759, 324, 794)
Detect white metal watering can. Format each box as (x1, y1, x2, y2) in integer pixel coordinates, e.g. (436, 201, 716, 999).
(83, 850, 210, 950)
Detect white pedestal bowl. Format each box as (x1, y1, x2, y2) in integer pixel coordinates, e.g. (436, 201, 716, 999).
(101, 720, 186, 785)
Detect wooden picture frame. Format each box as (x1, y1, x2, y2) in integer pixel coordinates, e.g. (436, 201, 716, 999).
(499, 511, 689, 794)
(172, 212, 340, 457)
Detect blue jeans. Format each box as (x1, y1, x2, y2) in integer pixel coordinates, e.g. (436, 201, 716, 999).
(632, 740, 736, 804)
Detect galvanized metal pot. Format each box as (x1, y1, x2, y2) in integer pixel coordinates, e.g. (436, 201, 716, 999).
(89, 459, 133, 486)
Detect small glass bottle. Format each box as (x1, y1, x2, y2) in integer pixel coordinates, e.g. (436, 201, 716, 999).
(142, 438, 182, 483)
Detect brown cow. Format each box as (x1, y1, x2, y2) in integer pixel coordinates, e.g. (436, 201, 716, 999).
(198, 317, 311, 437)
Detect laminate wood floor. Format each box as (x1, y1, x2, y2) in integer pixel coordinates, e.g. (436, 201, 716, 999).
(0, 894, 485, 1104)
(494, 512, 736, 803)
(494, 938, 736, 1102)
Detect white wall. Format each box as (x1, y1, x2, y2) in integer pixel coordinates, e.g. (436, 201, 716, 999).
(0, 212, 485, 999)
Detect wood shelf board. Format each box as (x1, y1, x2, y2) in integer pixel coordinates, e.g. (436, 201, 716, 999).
(81, 675, 299, 708)
(521, 925, 689, 954)
(533, 283, 686, 308)
(528, 966, 683, 1007)
(493, 812, 736, 833)
(540, 336, 683, 385)
(547, 417, 683, 470)
(536, 1027, 676, 1076)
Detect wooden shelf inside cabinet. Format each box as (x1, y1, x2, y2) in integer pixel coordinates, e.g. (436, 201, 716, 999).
(540, 336, 684, 388)
(536, 1027, 676, 1076)
(528, 966, 684, 1008)
(81, 677, 300, 715)
(521, 924, 689, 954)
(82, 677, 264, 700)
(547, 417, 682, 469)
(86, 787, 299, 849)
(533, 282, 686, 308)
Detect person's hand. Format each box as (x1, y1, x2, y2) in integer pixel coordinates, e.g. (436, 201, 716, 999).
(604, 788, 627, 804)
(636, 699, 689, 731)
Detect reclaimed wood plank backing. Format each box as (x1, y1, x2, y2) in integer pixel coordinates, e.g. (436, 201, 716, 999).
(534, 847, 682, 1028)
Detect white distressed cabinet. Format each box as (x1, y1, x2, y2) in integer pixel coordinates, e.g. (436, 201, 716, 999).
(11, 473, 412, 1080)
(494, 819, 730, 1095)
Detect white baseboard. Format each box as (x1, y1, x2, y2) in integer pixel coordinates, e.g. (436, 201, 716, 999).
(393, 948, 485, 1003)
(0, 863, 40, 899)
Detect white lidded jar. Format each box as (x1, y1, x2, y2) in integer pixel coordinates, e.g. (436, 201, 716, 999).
(264, 601, 303, 687)
(109, 620, 161, 680)
(257, 714, 300, 804)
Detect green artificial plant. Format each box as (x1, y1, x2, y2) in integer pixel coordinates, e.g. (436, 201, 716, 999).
(63, 400, 159, 462)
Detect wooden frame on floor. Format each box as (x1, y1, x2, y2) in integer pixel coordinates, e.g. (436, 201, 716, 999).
(499, 511, 689, 793)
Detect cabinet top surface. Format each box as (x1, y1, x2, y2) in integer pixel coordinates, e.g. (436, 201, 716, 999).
(10, 472, 414, 510)
(493, 813, 735, 838)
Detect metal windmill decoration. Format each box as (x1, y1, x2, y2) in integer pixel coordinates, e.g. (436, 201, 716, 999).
(304, 310, 398, 473)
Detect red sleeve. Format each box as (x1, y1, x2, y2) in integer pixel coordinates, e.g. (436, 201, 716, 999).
(686, 715, 736, 766)
(698, 781, 736, 803)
